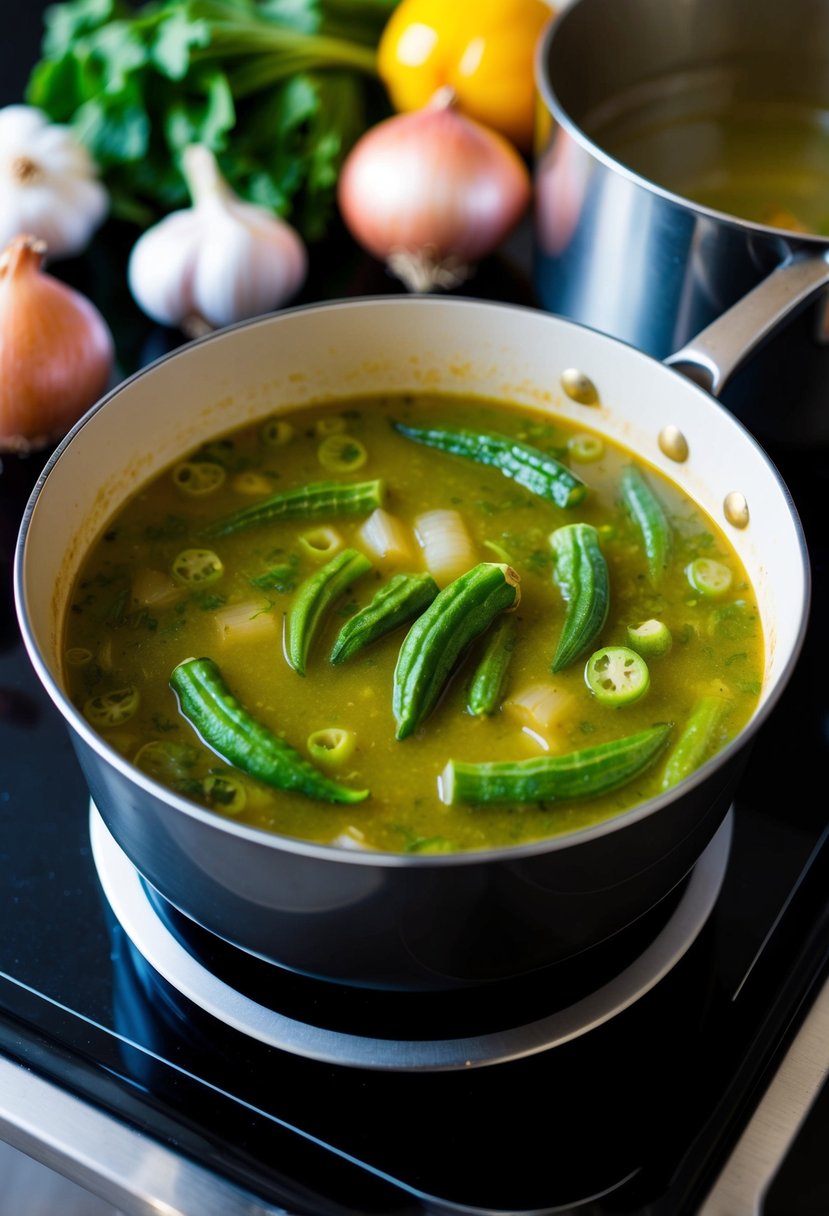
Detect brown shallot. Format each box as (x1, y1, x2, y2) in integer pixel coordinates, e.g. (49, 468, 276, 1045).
(0, 234, 114, 454)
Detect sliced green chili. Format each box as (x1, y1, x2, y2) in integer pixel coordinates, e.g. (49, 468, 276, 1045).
(298, 526, 342, 560)
(550, 522, 610, 672)
(172, 460, 226, 496)
(287, 547, 374, 675)
(318, 434, 367, 472)
(585, 646, 650, 707)
(84, 686, 140, 727)
(331, 572, 440, 665)
(307, 727, 357, 767)
(567, 433, 605, 462)
(392, 422, 588, 509)
(620, 465, 672, 586)
(259, 417, 294, 447)
(170, 657, 369, 803)
(686, 558, 733, 597)
(203, 479, 385, 537)
(65, 646, 93, 667)
(134, 739, 199, 783)
(171, 548, 224, 586)
(393, 562, 521, 740)
(442, 723, 673, 805)
(467, 615, 518, 717)
(626, 618, 673, 657)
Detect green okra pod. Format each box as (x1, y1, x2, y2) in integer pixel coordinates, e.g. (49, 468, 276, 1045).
(392, 421, 588, 509)
(660, 696, 728, 790)
(467, 615, 518, 717)
(204, 479, 385, 537)
(550, 522, 610, 672)
(287, 547, 373, 675)
(441, 723, 673, 805)
(330, 572, 440, 664)
(393, 562, 521, 740)
(169, 656, 369, 804)
(620, 465, 672, 586)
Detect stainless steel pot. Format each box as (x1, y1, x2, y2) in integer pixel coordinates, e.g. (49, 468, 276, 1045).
(14, 297, 809, 991)
(534, 0, 829, 445)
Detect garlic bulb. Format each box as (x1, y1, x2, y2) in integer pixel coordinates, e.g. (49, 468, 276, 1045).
(0, 105, 108, 260)
(128, 145, 308, 332)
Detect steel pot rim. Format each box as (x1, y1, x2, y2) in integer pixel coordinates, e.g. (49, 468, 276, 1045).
(14, 294, 812, 871)
(534, 3, 829, 248)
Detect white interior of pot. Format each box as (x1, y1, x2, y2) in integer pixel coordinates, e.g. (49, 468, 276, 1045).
(18, 297, 808, 719)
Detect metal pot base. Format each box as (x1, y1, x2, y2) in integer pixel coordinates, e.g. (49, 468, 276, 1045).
(91, 803, 733, 1073)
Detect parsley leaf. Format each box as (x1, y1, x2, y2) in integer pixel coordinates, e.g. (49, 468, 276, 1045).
(26, 0, 396, 239)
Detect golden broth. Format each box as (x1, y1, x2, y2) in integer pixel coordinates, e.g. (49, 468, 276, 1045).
(594, 98, 829, 233)
(63, 393, 763, 853)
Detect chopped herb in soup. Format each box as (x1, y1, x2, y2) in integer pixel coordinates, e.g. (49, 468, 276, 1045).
(63, 394, 764, 853)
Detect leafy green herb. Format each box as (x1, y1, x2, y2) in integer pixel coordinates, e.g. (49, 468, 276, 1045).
(127, 608, 160, 631)
(144, 514, 189, 542)
(525, 548, 551, 575)
(151, 711, 180, 732)
(192, 591, 228, 610)
(105, 587, 129, 626)
(26, 0, 397, 239)
(250, 554, 299, 591)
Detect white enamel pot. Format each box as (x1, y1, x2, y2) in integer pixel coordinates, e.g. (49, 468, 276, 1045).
(14, 296, 810, 991)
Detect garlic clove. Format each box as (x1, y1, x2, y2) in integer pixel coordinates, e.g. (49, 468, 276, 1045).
(191, 200, 308, 329)
(127, 211, 204, 328)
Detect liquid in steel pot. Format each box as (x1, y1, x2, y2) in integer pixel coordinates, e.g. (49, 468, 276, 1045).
(534, 0, 829, 444)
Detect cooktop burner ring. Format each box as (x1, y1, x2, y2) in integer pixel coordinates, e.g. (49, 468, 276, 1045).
(91, 804, 733, 1072)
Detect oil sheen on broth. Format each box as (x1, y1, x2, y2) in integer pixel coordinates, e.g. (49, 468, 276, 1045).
(63, 394, 763, 853)
(593, 98, 829, 233)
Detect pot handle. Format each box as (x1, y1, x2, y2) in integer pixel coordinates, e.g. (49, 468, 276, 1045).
(664, 253, 829, 397)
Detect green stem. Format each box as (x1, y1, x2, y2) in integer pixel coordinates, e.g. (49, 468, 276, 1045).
(197, 20, 379, 74)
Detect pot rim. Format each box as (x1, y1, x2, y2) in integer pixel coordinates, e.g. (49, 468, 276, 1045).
(14, 294, 812, 870)
(534, 1, 829, 247)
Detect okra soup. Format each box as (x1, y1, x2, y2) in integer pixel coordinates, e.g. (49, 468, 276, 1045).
(63, 393, 764, 854)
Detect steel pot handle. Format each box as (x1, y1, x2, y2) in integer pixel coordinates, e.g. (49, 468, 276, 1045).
(665, 254, 829, 397)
